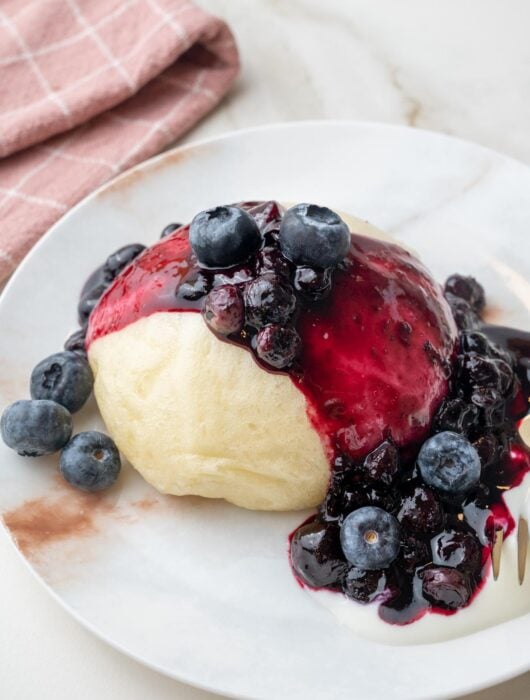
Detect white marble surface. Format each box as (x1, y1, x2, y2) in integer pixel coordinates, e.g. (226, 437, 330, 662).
(2, 1, 530, 698)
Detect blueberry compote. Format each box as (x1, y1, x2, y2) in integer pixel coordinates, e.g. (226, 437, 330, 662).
(88, 201, 456, 457)
(292, 279, 530, 625)
(86, 201, 530, 626)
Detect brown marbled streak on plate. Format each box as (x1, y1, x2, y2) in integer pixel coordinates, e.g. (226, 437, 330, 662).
(2, 472, 167, 559)
(131, 496, 160, 510)
(2, 488, 112, 558)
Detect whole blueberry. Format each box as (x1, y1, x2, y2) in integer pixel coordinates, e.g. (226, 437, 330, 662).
(431, 529, 482, 573)
(293, 266, 332, 300)
(160, 222, 182, 238)
(459, 331, 491, 356)
(78, 245, 146, 326)
(342, 567, 388, 603)
(458, 353, 511, 395)
(255, 324, 301, 369)
(397, 484, 443, 533)
(445, 293, 480, 331)
(60, 431, 121, 492)
(244, 274, 297, 328)
(80, 263, 113, 301)
(418, 431, 481, 496)
(340, 506, 401, 570)
(421, 566, 472, 610)
(399, 534, 431, 574)
(190, 206, 261, 268)
(30, 351, 93, 413)
(433, 398, 479, 435)
(1, 400, 72, 456)
(290, 520, 348, 589)
(104, 243, 146, 276)
(78, 282, 108, 326)
(202, 285, 244, 335)
(444, 275, 485, 314)
(279, 203, 350, 268)
(64, 329, 87, 357)
(363, 441, 399, 486)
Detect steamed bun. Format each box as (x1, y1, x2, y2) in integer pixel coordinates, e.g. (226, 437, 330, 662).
(88, 212, 393, 510)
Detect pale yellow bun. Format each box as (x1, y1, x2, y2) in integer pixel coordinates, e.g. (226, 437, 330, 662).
(89, 211, 393, 511)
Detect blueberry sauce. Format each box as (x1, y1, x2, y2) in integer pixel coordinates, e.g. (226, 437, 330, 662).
(86, 201, 530, 626)
(87, 201, 456, 458)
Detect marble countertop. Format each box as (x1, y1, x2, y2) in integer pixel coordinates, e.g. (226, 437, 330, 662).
(2, 1, 530, 698)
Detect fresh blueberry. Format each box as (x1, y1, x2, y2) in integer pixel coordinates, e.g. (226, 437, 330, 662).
(340, 506, 401, 570)
(421, 566, 472, 610)
(293, 266, 332, 300)
(160, 222, 182, 238)
(290, 520, 348, 589)
(1, 400, 72, 456)
(431, 529, 482, 573)
(397, 484, 443, 533)
(342, 567, 388, 603)
(244, 274, 297, 327)
(60, 431, 121, 492)
(279, 203, 350, 268)
(202, 285, 244, 335)
(30, 351, 93, 413)
(255, 324, 301, 369)
(363, 441, 399, 486)
(418, 431, 481, 496)
(64, 329, 87, 357)
(104, 243, 146, 276)
(190, 206, 261, 268)
(433, 398, 479, 435)
(444, 275, 485, 314)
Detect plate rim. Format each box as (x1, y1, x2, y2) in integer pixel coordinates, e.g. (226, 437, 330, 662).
(1, 120, 530, 700)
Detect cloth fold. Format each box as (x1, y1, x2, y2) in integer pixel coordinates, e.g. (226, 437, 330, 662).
(0, 0, 240, 282)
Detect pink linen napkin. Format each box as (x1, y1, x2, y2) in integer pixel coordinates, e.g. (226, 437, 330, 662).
(0, 0, 240, 282)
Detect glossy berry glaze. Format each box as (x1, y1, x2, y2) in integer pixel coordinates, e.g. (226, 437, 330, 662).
(87, 201, 456, 458)
(86, 201, 530, 625)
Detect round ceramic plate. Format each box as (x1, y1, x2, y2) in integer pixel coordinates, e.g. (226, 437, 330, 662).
(0, 122, 529, 700)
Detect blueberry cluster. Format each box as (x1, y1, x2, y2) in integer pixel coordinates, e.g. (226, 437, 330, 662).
(290, 274, 530, 622)
(0, 241, 149, 492)
(186, 202, 350, 370)
(73, 242, 147, 347)
(1, 365, 120, 492)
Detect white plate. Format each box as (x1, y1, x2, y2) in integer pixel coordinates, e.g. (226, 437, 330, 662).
(0, 122, 529, 700)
